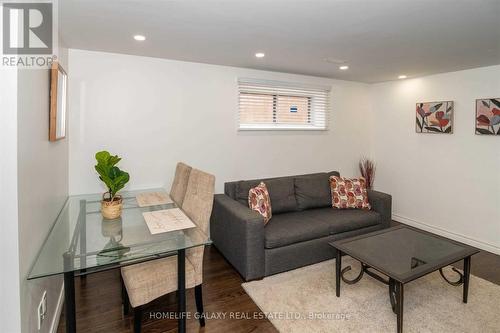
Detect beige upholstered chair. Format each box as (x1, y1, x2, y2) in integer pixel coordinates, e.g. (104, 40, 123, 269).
(121, 168, 215, 333)
(169, 162, 192, 206)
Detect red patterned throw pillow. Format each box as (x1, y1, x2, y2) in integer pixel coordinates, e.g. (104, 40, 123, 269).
(329, 176, 371, 210)
(248, 182, 272, 224)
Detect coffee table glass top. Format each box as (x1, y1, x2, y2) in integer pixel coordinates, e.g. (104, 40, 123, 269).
(330, 226, 479, 283)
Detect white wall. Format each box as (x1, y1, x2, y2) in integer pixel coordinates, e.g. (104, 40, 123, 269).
(67, 49, 499, 257)
(16, 47, 70, 333)
(68, 49, 372, 194)
(370, 65, 500, 254)
(0, 44, 70, 333)
(0, 68, 21, 333)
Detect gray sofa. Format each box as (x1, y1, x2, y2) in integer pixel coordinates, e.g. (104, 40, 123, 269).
(210, 171, 392, 281)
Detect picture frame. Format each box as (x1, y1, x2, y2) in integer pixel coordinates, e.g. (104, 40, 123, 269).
(416, 101, 454, 134)
(49, 61, 68, 141)
(475, 98, 500, 135)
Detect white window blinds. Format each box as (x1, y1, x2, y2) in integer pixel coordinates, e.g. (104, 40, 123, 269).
(238, 78, 330, 130)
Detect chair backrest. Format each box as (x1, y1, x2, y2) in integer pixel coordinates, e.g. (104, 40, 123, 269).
(181, 168, 215, 286)
(169, 162, 192, 206)
(182, 168, 215, 234)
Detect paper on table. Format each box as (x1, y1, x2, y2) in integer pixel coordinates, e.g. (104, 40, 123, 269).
(136, 191, 173, 207)
(143, 208, 196, 235)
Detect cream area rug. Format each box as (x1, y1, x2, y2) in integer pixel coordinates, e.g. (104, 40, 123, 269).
(242, 257, 500, 333)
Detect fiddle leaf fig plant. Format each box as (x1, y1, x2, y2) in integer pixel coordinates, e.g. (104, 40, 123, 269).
(94, 151, 130, 201)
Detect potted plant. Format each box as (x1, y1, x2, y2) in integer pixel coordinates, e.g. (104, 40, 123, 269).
(95, 151, 130, 219)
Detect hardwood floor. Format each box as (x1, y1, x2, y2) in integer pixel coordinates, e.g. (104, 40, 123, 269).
(58, 228, 500, 333)
(57, 245, 277, 333)
(451, 249, 500, 285)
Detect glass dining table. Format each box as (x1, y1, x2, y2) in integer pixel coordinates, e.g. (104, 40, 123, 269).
(28, 189, 211, 333)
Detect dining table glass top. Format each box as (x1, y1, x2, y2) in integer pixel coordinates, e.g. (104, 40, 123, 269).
(28, 189, 210, 280)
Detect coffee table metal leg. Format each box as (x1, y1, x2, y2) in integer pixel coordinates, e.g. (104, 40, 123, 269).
(463, 256, 471, 303)
(389, 278, 396, 314)
(335, 250, 342, 297)
(396, 281, 404, 333)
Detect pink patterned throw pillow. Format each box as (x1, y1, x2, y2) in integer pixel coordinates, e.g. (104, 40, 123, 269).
(248, 182, 272, 224)
(329, 176, 371, 210)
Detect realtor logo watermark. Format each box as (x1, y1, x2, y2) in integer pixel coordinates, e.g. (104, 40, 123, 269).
(1, 1, 57, 67)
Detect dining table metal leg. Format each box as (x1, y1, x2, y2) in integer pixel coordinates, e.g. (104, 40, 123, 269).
(64, 271, 76, 333)
(178, 249, 186, 333)
(79, 200, 87, 281)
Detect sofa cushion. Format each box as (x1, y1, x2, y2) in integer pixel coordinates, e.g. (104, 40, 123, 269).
(312, 207, 381, 234)
(235, 179, 260, 205)
(266, 178, 298, 213)
(264, 211, 331, 249)
(229, 172, 326, 200)
(237, 178, 298, 214)
(294, 173, 331, 210)
(264, 208, 382, 249)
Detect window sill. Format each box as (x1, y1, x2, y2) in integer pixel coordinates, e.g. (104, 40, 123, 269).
(238, 125, 327, 131)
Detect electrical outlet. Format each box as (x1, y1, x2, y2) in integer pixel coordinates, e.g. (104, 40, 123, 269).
(37, 291, 47, 331)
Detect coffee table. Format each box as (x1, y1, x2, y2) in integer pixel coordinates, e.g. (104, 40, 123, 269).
(329, 225, 479, 333)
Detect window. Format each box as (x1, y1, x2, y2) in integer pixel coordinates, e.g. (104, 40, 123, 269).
(238, 78, 330, 130)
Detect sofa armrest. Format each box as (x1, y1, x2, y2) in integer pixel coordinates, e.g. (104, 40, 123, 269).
(210, 194, 265, 280)
(367, 189, 392, 229)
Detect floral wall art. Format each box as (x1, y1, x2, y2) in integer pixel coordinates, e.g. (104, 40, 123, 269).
(476, 98, 500, 135)
(416, 101, 453, 134)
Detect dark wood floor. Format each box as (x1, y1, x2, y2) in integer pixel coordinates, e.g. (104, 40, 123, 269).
(58, 226, 500, 333)
(57, 245, 277, 333)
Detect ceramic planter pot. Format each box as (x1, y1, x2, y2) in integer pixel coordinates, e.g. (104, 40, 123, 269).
(101, 193, 123, 219)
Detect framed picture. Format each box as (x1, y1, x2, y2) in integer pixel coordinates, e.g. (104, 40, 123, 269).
(49, 61, 68, 141)
(416, 101, 453, 134)
(475, 98, 500, 135)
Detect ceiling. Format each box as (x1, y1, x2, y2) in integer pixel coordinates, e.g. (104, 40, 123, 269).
(59, 0, 500, 83)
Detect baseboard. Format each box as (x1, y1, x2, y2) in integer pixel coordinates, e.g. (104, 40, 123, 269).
(393, 214, 500, 255)
(49, 283, 64, 333)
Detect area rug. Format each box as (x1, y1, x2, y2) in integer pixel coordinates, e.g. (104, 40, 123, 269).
(242, 257, 500, 333)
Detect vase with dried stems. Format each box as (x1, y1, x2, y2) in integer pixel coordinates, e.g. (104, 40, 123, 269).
(359, 157, 375, 189)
